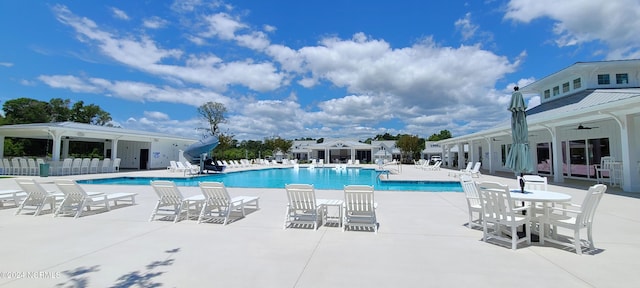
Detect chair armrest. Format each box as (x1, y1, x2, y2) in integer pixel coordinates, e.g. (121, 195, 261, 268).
(512, 205, 530, 212)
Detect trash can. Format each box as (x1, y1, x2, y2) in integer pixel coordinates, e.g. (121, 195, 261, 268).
(39, 163, 49, 177)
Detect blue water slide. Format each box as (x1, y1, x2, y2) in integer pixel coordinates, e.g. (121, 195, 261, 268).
(183, 136, 219, 163)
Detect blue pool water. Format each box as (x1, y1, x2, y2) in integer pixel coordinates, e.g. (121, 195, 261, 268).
(78, 167, 462, 192)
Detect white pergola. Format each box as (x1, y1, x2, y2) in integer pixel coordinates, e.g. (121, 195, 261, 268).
(0, 122, 197, 162)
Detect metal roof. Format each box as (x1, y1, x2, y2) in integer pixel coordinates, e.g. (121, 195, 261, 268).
(439, 88, 640, 144)
(0, 121, 198, 143)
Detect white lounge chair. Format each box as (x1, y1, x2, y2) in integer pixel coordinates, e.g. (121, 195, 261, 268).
(175, 161, 188, 172)
(14, 178, 57, 216)
(184, 162, 200, 175)
(541, 184, 607, 255)
(343, 185, 378, 233)
(54, 179, 137, 219)
(198, 182, 260, 225)
(477, 181, 531, 250)
(0, 189, 27, 208)
(284, 184, 326, 230)
(424, 161, 442, 171)
(0, 159, 5, 175)
(450, 162, 473, 177)
(149, 180, 204, 222)
(167, 160, 179, 172)
(460, 175, 482, 229)
(468, 162, 482, 178)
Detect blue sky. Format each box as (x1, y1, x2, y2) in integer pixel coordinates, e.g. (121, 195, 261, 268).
(1, 0, 639, 141)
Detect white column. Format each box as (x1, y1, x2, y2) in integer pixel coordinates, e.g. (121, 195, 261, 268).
(620, 114, 637, 192)
(0, 136, 4, 158)
(62, 138, 70, 159)
(111, 139, 119, 160)
(457, 143, 464, 168)
(550, 126, 563, 183)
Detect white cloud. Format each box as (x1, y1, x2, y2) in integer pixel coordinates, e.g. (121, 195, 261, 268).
(53, 5, 286, 92)
(143, 16, 169, 29)
(505, 0, 640, 59)
(144, 111, 170, 120)
(455, 13, 478, 41)
(201, 13, 246, 40)
(110, 7, 130, 20)
(39, 74, 233, 107)
(46, 4, 525, 140)
(0, 62, 13, 67)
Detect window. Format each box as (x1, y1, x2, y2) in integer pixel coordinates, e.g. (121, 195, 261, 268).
(616, 73, 629, 84)
(573, 78, 581, 89)
(562, 82, 570, 93)
(598, 74, 610, 85)
(553, 86, 560, 96)
(544, 89, 550, 99)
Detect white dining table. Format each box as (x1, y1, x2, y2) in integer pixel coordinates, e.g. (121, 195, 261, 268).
(509, 189, 572, 243)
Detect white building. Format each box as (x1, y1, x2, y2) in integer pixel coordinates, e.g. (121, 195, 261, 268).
(0, 122, 197, 170)
(438, 60, 640, 192)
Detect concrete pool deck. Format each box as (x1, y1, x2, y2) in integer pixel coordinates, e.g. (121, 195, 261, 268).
(0, 164, 639, 287)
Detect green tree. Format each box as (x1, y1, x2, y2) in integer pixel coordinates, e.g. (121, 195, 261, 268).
(197, 102, 227, 136)
(396, 134, 424, 162)
(70, 101, 112, 125)
(2, 98, 51, 124)
(428, 130, 453, 141)
(264, 137, 293, 155)
(49, 98, 71, 122)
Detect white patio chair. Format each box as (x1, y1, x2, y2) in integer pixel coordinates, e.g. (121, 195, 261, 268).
(19, 158, 30, 175)
(100, 158, 111, 173)
(112, 158, 121, 172)
(60, 158, 73, 175)
(149, 180, 203, 222)
(595, 156, 614, 185)
(284, 184, 325, 230)
(80, 158, 91, 174)
(343, 185, 378, 233)
(27, 158, 38, 176)
(70, 158, 82, 174)
(198, 182, 259, 225)
(14, 178, 58, 216)
(541, 184, 607, 255)
(89, 158, 100, 174)
(460, 175, 482, 229)
(11, 158, 21, 175)
(2, 158, 11, 175)
(54, 179, 136, 219)
(477, 181, 531, 250)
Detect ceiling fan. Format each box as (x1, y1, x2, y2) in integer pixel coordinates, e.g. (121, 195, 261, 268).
(575, 123, 599, 130)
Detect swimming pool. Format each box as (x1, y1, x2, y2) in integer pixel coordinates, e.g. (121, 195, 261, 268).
(78, 167, 463, 192)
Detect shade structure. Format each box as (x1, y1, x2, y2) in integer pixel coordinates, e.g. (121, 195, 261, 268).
(505, 88, 534, 175)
